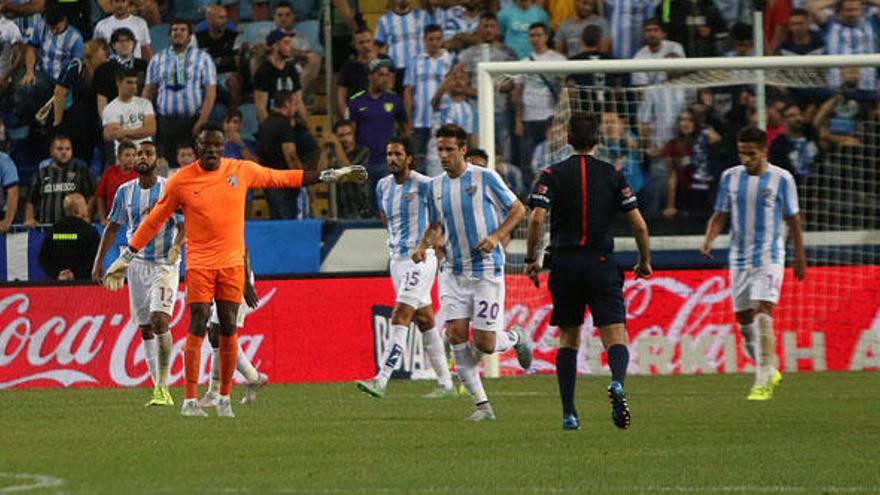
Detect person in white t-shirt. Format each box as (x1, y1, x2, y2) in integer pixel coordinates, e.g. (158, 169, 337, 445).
(93, 0, 152, 60)
(0, 14, 23, 97)
(513, 22, 565, 187)
(102, 66, 156, 158)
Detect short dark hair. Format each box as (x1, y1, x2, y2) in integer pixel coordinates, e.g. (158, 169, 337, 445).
(354, 26, 372, 36)
(110, 27, 136, 45)
(731, 22, 752, 42)
(479, 12, 498, 22)
(117, 139, 137, 154)
(643, 17, 664, 31)
(51, 133, 71, 145)
(435, 124, 468, 148)
(274, 1, 293, 12)
(199, 122, 225, 136)
(528, 22, 548, 34)
(44, 6, 66, 27)
(176, 141, 194, 152)
(115, 66, 139, 82)
(736, 126, 766, 148)
(790, 7, 810, 17)
(333, 119, 354, 133)
(465, 148, 489, 162)
(582, 24, 602, 46)
(387, 136, 414, 157)
(272, 90, 295, 109)
(170, 18, 192, 33)
(568, 113, 600, 151)
(224, 108, 243, 122)
(424, 24, 443, 36)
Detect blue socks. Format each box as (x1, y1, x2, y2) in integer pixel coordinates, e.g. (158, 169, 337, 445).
(607, 344, 629, 384)
(556, 347, 578, 417)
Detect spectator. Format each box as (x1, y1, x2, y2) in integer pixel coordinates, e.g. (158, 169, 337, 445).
(374, 0, 433, 94)
(51, 38, 107, 165)
(287, 0, 322, 55)
(465, 147, 488, 167)
(813, 67, 877, 148)
(765, 96, 788, 145)
(254, 30, 310, 126)
(457, 12, 517, 164)
(257, 89, 312, 219)
(173, 141, 195, 171)
(554, 0, 611, 56)
(237, 0, 275, 62)
(513, 23, 565, 186)
(597, 109, 644, 197)
(25, 134, 95, 226)
(0, 13, 23, 102)
(769, 102, 822, 182)
(195, 6, 242, 110)
(37, 192, 99, 280)
(94, 27, 148, 117)
(605, 0, 658, 59)
(660, 109, 719, 221)
(776, 8, 825, 55)
(404, 24, 455, 167)
(498, 0, 550, 58)
(347, 58, 408, 202)
(328, 0, 361, 74)
(336, 27, 392, 121)
(763, 0, 792, 54)
(433, 64, 477, 150)
(319, 119, 372, 219)
(93, 0, 152, 59)
(15, 6, 84, 128)
(0, 150, 19, 232)
(0, 0, 42, 39)
(496, 153, 526, 197)
(52, 0, 91, 40)
(632, 19, 688, 157)
(663, 0, 728, 57)
(222, 109, 258, 161)
(725, 22, 755, 56)
(271, 2, 322, 92)
(93, 139, 137, 225)
(809, 0, 879, 90)
(566, 25, 625, 88)
(142, 19, 217, 163)
(102, 65, 156, 157)
(436, 0, 482, 51)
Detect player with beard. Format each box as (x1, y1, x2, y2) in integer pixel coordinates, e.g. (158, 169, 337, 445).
(102, 123, 367, 418)
(93, 139, 185, 407)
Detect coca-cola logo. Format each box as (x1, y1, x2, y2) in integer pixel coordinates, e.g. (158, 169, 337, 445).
(0, 288, 275, 389)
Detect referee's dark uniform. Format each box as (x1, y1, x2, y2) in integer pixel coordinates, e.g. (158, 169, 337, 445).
(528, 153, 638, 328)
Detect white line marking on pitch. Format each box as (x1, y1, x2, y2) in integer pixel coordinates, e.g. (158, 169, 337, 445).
(0, 473, 65, 493)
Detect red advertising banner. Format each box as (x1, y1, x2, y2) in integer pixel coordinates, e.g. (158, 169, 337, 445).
(1, 267, 878, 389)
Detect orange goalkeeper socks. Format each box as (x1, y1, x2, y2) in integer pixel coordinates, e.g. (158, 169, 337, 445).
(184, 334, 204, 399)
(219, 334, 238, 397)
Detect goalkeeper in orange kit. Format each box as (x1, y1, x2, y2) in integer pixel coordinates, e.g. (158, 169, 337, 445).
(103, 122, 367, 418)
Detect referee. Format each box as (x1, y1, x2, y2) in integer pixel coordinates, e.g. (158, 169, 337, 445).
(525, 113, 652, 431)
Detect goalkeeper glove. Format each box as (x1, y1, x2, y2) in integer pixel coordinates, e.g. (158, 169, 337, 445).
(320, 165, 368, 183)
(103, 246, 136, 291)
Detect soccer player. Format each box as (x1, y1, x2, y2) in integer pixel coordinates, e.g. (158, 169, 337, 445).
(92, 139, 184, 407)
(525, 114, 651, 431)
(412, 124, 532, 422)
(103, 123, 367, 418)
(355, 137, 456, 399)
(701, 127, 806, 401)
(198, 249, 266, 407)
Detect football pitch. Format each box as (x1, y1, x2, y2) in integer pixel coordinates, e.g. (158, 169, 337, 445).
(1, 373, 877, 495)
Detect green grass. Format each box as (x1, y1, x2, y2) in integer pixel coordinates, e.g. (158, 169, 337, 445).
(1, 373, 878, 494)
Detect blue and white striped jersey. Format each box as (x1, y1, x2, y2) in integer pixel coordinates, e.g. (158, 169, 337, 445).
(374, 9, 433, 70)
(605, 0, 658, 59)
(714, 164, 799, 270)
(9, 0, 40, 38)
(824, 17, 879, 89)
(376, 171, 432, 258)
(427, 165, 518, 280)
(433, 6, 478, 39)
(109, 177, 182, 264)
(438, 95, 476, 134)
(27, 18, 82, 83)
(145, 46, 217, 117)
(404, 50, 455, 129)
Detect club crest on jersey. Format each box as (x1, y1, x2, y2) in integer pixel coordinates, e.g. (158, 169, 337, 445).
(404, 192, 417, 201)
(227, 174, 238, 187)
(465, 185, 477, 196)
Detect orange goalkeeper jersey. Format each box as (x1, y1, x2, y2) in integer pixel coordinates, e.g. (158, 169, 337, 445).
(129, 158, 303, 269)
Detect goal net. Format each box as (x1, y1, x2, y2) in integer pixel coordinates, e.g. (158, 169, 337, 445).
(483, 55, 880, 376)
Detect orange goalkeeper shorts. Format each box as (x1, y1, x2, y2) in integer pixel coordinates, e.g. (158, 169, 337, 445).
(186, 266, 245, 305)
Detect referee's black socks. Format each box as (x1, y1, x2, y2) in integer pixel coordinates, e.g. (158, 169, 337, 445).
(556, 347, 578, 417)
(607, 344, 629, 384)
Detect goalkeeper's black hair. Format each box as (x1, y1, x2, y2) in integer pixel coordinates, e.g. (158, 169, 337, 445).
(568, 113, 600, 152)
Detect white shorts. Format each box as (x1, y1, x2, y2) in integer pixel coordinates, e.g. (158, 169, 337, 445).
(208, 300, 250, 328)
(127, 258, 179, 326)
(438, 269, 505, 332)
(390, 250, 437, 309)
(730, 264, 785, 312)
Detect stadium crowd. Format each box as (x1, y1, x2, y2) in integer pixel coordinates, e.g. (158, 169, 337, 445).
(0, 0, 878, 250)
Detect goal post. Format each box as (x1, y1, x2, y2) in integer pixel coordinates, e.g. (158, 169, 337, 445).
(479, 54, 880, 378)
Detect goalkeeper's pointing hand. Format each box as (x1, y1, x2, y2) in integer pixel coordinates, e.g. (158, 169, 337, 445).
(320, 165, 368, 183)
(103, 247, 135, 291)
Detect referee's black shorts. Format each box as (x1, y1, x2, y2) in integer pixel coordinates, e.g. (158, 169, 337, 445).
(548, 250, 625, 328)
